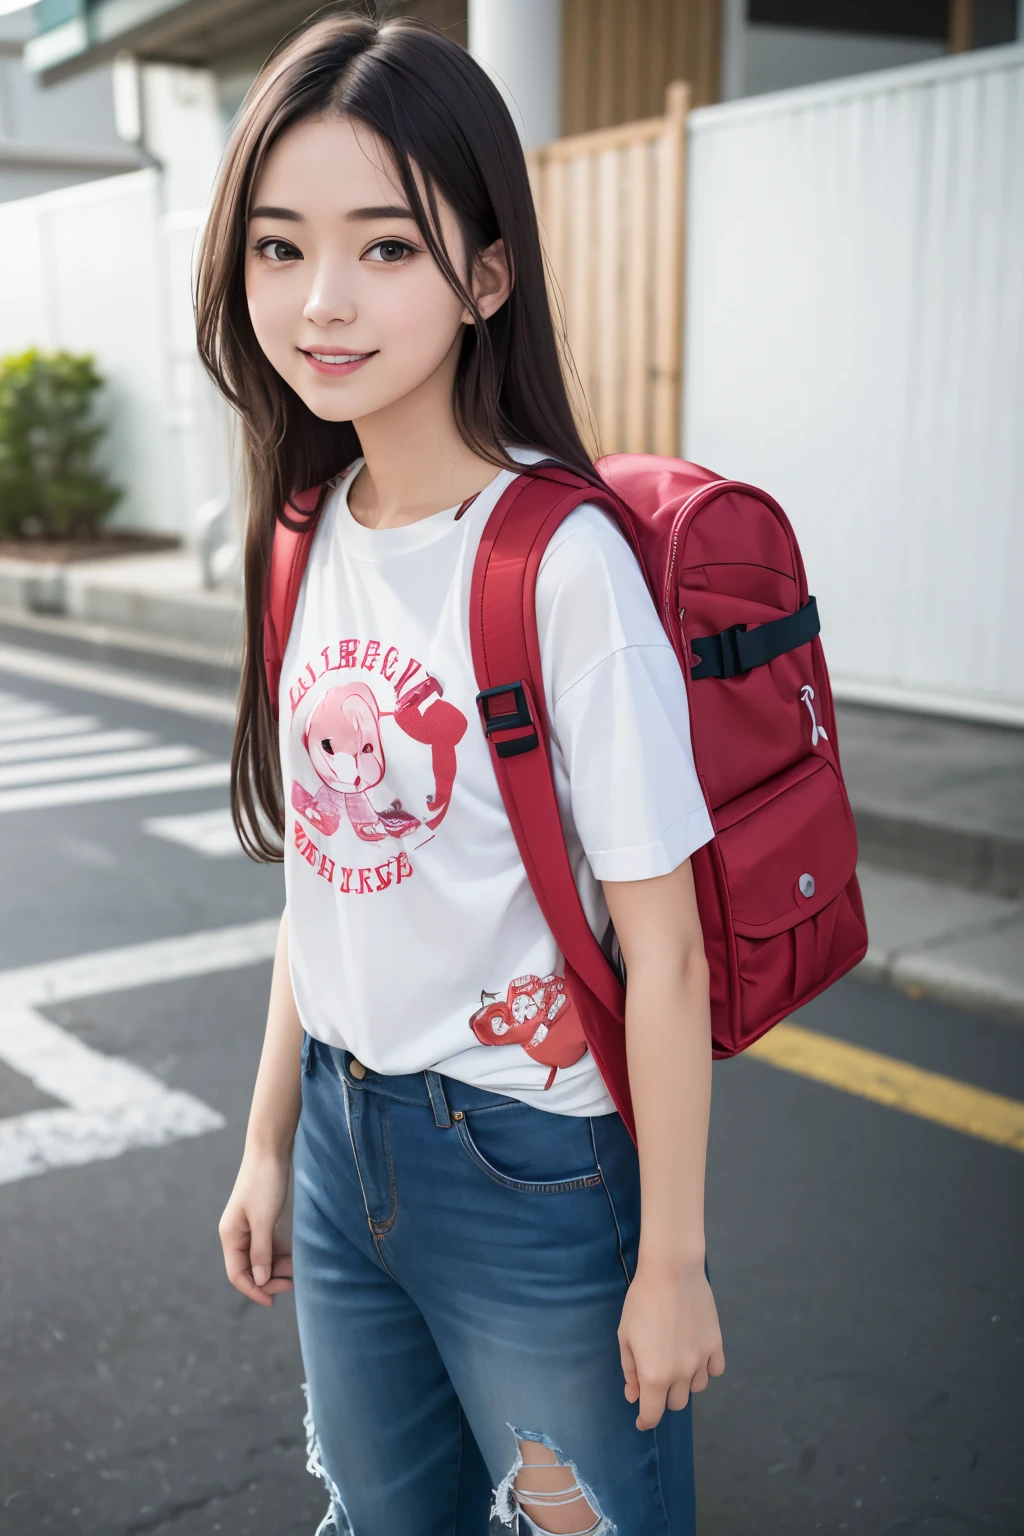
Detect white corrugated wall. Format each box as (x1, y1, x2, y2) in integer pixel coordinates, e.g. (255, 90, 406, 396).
(683, 45, 1024, 724)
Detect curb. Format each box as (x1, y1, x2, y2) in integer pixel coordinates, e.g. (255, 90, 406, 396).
(857, 941, 1024, 1023)
(852, 804, 1024, 903)
(0, 609, 240, 695)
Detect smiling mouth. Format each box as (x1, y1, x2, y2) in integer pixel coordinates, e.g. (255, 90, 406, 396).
(303, 350, 375, 365)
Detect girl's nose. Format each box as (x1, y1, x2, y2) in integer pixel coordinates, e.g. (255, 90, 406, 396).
(303, 260, 357, 328)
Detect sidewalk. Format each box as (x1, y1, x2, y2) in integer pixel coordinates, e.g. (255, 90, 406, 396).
(856, 865, 1024, 1019)
(0, 548, 241, 690)
(0, 549, 1021, 1023)
(835, 702, 1024, 899)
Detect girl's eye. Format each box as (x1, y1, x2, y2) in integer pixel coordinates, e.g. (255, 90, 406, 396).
(365, 239, 413, 264)
(256, 238, 301, 263)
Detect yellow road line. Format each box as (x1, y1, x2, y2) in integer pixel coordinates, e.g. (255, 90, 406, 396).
(745, 1022, 1024, 1154)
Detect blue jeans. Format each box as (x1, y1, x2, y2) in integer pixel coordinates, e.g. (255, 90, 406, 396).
(292, 1035, 696, 1535)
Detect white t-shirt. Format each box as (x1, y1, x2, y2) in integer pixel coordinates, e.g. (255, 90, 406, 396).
(280, 447, 714, 1116)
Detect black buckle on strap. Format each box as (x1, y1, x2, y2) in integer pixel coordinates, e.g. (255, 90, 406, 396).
(477, 681, 539, 758)
(690, 596, 821, 681)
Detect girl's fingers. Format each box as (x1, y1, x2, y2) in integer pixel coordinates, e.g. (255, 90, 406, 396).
(708, 1345, 726, 1377)
(619, 1336, 640, 1405)
(688, 1365, 710, 1395)
(249, 1226, 275, 1289)
(221, 1240, 275, 1307)
(666, 1380, 692, 1413)
(636, 1377, 669, 1431)
(219, 1207, 286, 1305)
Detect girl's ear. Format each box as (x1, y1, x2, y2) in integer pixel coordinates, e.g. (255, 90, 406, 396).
(463, 238, 512, 324)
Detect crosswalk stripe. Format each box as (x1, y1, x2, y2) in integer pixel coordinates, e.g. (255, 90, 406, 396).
(143, 807, 242, 857)
(0, 1004, 225, 1185)
(0, 743, 202, 790)
(0, 714, 100, 745)
(0, 729, 154, 766)
(0, 760, 231, 815)
(0, 917, 280, 1006)
(747, 1022, 1024, 1154)
(0, 701, 54, 725)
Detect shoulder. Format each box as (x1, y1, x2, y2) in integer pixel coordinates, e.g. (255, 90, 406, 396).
(533, 497, 672, 700)
(535, 499, 644, 598)
(535, 498, 656, 623)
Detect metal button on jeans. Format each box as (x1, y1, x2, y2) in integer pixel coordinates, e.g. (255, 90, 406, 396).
(349, 1059, 367, 1080)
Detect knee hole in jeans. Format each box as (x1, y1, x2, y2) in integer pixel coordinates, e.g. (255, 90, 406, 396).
(493, 1432, 611, 1535)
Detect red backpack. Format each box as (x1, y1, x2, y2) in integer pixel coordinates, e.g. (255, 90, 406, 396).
(264, 455, 868, 1141)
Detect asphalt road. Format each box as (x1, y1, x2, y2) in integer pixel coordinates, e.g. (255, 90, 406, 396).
(0, 653, 1021, 1536)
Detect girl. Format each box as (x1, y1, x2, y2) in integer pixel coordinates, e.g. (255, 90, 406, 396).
(199, 13, 724, 1534)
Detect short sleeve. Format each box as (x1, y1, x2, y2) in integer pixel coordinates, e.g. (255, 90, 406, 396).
(535, 503, 715, 882)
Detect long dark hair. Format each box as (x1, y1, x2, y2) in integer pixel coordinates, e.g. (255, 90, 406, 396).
(196, 10, 597, 860)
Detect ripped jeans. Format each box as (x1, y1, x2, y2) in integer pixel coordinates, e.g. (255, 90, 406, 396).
(292, 1036, 697, 1536)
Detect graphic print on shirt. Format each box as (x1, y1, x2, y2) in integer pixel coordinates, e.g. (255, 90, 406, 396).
(288, 637, 468, 895)
(469, 972, 587, 1090)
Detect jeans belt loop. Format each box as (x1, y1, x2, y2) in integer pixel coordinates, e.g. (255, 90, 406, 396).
(424, 1070, 452, 1129)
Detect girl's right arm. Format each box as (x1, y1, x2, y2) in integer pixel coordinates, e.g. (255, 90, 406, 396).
(218, 909, 303, 1308)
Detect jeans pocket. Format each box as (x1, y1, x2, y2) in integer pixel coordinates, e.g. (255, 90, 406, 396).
(454, 1103, 604, 1194)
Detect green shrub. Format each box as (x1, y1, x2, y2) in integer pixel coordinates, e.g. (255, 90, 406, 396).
(0, 349, 121, 540)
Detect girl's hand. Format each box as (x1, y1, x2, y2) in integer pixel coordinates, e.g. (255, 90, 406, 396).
(618, 1260, 725, 1430)
(218, 1152, 294, 1308)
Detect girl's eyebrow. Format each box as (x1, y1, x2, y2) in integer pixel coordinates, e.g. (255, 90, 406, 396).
(248, 204, 416, 224)
(346, 205, 417, 222)
(250, 205, 302, 221)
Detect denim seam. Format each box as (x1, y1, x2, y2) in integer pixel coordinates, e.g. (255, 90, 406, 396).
(339, 1074, 398, 1279)
(649, 1421, 673, 1532)
(589, 1119, 632, 1286)
(454, 1117, 604, 1194)
(451, 1412, 465, 1536)
(458, 1100, 524, 1117)
(369, 1102, 399, 1238)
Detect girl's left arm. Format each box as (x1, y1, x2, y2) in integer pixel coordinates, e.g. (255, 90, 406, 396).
(601, 857, 726, 1432)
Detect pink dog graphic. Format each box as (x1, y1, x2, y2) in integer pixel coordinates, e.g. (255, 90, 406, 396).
(291, 675, 467, 843)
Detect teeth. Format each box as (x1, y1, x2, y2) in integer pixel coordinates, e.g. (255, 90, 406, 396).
(309, 352, 368, 364)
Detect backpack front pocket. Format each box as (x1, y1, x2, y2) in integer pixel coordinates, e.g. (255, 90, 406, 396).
(706, 754, 865, 1050)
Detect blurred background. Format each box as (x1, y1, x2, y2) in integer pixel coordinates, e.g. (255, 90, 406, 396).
(0, 4, 1021, 1535)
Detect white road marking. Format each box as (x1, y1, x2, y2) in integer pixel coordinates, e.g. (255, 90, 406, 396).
(0, 643, 236, 724)
(0, 700, 53, 725)
(0, 713, 100, 745)
(143, 806, 242, 857)
(0, 728, 154, 765)
(0, 916, 280, 1007)
(0, 742, 202, 790)
(0, 759, 231, 814)
(0, 1005, 225, 1185)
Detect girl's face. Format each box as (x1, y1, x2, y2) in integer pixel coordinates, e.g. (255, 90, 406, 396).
(245, 114, 507, 425)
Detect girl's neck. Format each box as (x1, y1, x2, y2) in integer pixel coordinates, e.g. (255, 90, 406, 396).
(348, 373, 504, 532)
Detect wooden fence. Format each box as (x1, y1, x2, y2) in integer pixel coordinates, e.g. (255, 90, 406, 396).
(562, 0, 719, 131)
(526, 81, 689, 459)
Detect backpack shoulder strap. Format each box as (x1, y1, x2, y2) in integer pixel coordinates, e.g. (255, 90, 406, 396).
(264, 485, 325, 719)
(468, 467, 638, 1137)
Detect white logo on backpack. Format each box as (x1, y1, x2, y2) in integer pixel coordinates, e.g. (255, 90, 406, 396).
(800, 685, 829, 747)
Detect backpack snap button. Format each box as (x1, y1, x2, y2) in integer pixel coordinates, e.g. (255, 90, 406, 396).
(349, 1058, 367, 1080)
(798, 873, 815, 899)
